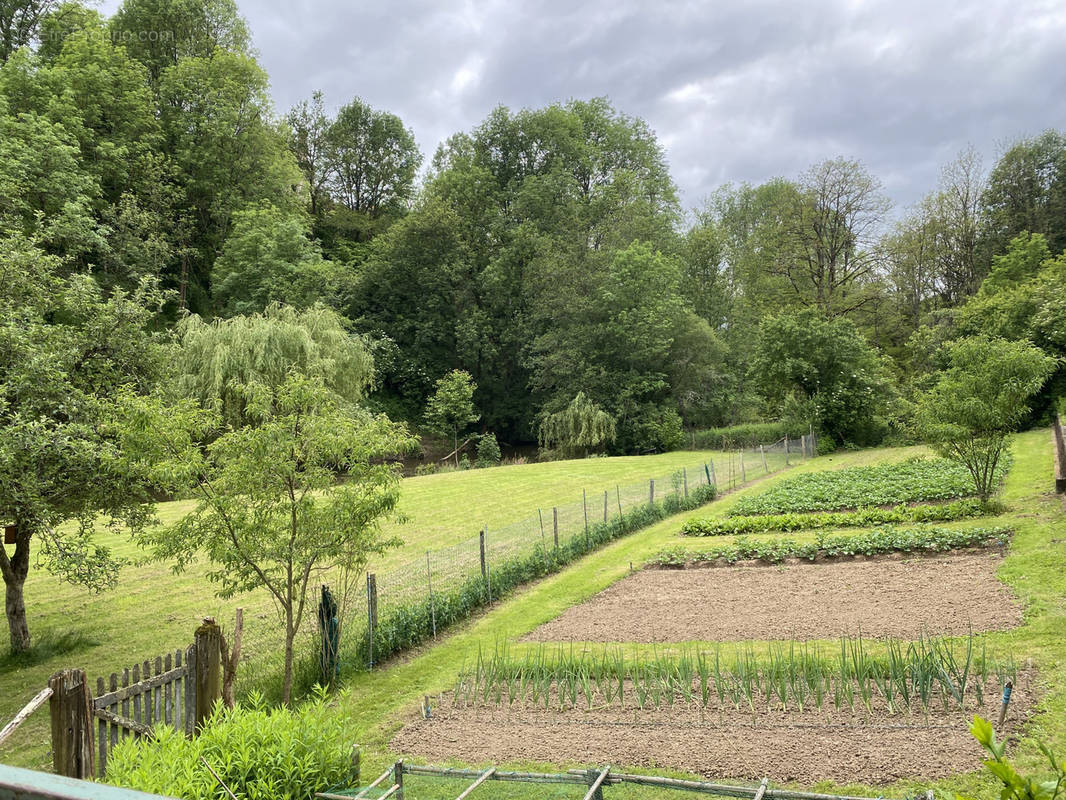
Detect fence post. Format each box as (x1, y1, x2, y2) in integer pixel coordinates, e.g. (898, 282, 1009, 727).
(553, 507, 559, 550)
(709, 460, 716, 486)
(585, 767, 606, 800)
(740, 451, 746, 483)
(480, 529, 491, 602)
(194, 619, 223, 730)
(761, 445, 768, 472)
(649, 479, 655, 506)
(785, 435, 790, 466)
(48, 669, 94, 779)
(184, 645, 196, 735)
(583, 489, 589, 540)
(426, 551, 436, 638)
(683, 467, 688, 499)
(603, 490, 608, 522)
(366, 573, 377, 669)
(394, 760, 405, 800)
(538, 508, 546, 545)
(616, 486, 623, 523)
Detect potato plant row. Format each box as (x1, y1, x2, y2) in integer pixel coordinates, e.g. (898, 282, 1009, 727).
(682, 498, 1001, 536)
(729, 458, 1005, 516)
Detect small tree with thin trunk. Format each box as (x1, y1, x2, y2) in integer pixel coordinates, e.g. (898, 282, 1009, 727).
(119, 374, 414, 705)
(915, 336, 1057, 501)
(424, 370, 480, 466)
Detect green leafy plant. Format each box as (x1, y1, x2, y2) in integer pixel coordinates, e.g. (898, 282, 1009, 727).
(965, 715, 1065, 800)
(476, 433, 502, 467)
(730, 458, 1006, 516)
(683, 498, 1001, 536)
(105, 688, 357, 799)
(655, 525, 1012, 567)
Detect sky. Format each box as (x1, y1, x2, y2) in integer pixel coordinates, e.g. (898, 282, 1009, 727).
(100, 0, 1066, 213)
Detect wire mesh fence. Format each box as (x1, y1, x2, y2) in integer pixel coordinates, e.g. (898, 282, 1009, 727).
(234, 435, 815, 697)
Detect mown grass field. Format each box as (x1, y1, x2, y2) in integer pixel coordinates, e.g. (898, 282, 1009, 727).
(0, 448, 736, 771)
(325, 432, 1066, 798)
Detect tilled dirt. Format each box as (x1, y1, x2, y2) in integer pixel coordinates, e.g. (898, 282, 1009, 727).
(524, 552, 1022, 642)
(392, 678, 1035, 785)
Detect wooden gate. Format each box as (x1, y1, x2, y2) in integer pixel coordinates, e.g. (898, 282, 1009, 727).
(92, 647, 196, 774)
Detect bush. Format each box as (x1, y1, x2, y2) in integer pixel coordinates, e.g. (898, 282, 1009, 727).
(106, 688, 355, 799)
(476, 433, 502, 467)
(617, 405, 686, 453)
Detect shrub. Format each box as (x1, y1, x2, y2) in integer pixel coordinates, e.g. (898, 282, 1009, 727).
(476, 433, 502, 467)
(106, 688, 355, 799)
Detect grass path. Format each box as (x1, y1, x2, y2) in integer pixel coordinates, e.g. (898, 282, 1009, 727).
(327, 433, 1065, 798)
(0, 448, 736, 770)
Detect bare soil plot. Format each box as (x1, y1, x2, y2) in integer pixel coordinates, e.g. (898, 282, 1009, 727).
(525, 552, 1022, 642)
(392, 676, 1036, 785)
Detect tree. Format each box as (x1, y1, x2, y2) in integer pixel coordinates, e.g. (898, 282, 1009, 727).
(0, 0, 56, 63)
(750, 308, 890, 445)
(537, 391, 616, 459)
(0, 230, 166, 652)
(424, 370, 479, 466)
(285, 90, 332, 218)
(212, 205, 341, 315)
(119, 374, 414, 704)
(915, 336, 1056, 500)
(174, 304, 375, 429)
(771, 159, 890, 315)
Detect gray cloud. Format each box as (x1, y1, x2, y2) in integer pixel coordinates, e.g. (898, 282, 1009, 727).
(100, 0, 1066, 213)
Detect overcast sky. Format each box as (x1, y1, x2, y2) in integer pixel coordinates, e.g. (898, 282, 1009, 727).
(102, 0, 1066, 213)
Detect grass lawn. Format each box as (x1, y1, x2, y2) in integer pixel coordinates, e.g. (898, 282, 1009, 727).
(0, 448, 741, 771)
(326, 432, 1065, 798)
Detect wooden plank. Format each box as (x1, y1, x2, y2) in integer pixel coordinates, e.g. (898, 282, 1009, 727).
(754, 778, 769, 800)
(454, 767, 496, 800)
(120, 671, 130, 743)
(96, 677, 106, 776)
(323, 766, 393, 800)
(164, 654, 173, 728)
(108, 674, 118, 753)
(376, 786, 400, 800)
(405, 765, 585, 785)
(141, 662, 152, 727)
(47, 670, 94, 780)
(582, 767, 610, 800)
(130, 665, 141, 730)
(153, 657, 162, 731)
(92, 709, 151, 738)
(0, 688, 52, 748)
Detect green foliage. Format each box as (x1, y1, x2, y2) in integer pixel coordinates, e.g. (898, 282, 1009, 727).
(0, 229, 166, 651)
(424, 369, 479, 465)
(682, 498, 1001, 536)
(730, 458, 995, 516)
(750, 309, 890, 445)
(656, 525, 1012, 567)
(119, 374, 414, 704)
(966, 715, 1066, 800)
(475, 432, 502, 468)
(173, 304, 375, 428)
(212, 204, 342, 314)
(691, 421, 807, 450)
(454, 633, 1013, 716)
(105, 688, 356, 799)
(916, 336, 1056, 500)
(537, 391, 616, 458)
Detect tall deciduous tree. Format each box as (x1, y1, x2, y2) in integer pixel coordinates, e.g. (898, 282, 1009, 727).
(0, 0, 56, 63)
(0, 230, 166, 653)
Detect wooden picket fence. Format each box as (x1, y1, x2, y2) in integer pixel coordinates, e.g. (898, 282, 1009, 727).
(92, 646, 196, 774)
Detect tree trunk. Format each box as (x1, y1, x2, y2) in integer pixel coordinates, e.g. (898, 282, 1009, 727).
(1, 530, 31, 653)
(282, 606, 294, 706)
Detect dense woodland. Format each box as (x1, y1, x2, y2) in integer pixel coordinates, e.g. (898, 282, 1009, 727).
(2, 0, 1065, 453)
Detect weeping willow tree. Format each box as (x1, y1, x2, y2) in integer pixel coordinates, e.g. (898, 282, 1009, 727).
(174, 303, 375, 426)
(537, 392, 617, 459)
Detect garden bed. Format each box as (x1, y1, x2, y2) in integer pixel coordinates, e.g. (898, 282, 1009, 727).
(391, 673, 1035, 784)
(524, 552, 1022, 642)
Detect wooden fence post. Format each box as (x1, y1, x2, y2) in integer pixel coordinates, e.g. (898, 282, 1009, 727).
(194, 619, 223, 731)
(583, 489, 589, 538)
(552, 507, 559, 550)
(585, 767, 607, 800)
(740, 452, 746, 483)
(394, 760, 405, 800)
(649, 479, 654, 506)
(761, 445, 768, 472)
(683, 467, 688, 498)
(785, 435, 790, 466)
(603, 490, 608, 522)
(479, 529, 487, 580)
(48, 669, 94, 779)
(366, 574, 378, 669)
